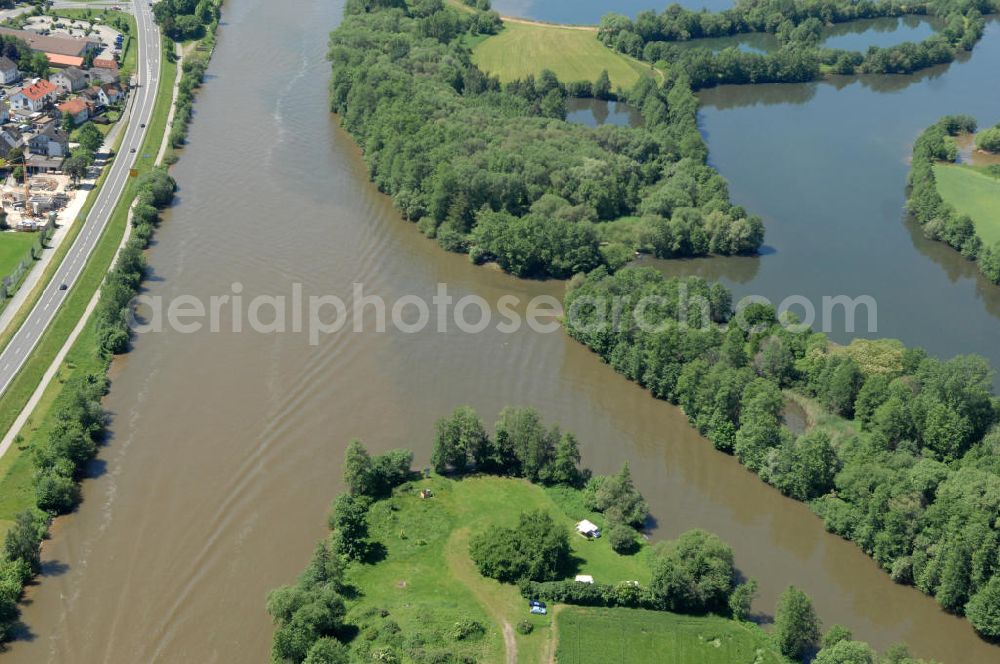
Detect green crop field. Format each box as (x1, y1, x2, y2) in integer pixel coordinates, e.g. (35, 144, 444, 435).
(934, 164, 1000, 246)
(472, 22, 654, 90)
(555, 606, 789, 664)
(0, 233, 37, 278)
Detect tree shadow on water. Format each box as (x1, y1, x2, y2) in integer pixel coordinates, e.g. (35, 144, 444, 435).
(39, 559, 70, 577)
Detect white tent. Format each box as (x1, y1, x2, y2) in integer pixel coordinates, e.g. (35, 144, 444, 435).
(576, 520, 600, 537)
(575, 575, 595, 584)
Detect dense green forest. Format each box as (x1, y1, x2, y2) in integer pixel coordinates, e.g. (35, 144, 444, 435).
(327, 0, 763, 278)
(598, 0, 997, 88)
(907, 116, 1000, 284)
(564, 267, 1000, 637)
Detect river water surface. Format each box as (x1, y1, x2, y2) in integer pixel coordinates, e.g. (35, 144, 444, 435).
(4, 1, 1000, 662)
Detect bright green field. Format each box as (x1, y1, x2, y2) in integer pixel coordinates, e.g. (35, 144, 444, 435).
(349, 474, 653, 663)
(934, 164, 1000, 246)
(555, 606, 789, 664)
(471, 22, 653, 90)
(0, 233, 37, 278)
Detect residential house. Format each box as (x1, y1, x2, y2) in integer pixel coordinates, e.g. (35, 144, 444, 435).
(0, 56, 19, 85)
(79, 85, 103, 107)
(99, 82, 124, 106)
(57, 98, 90, 126)
(26, 124, 69, 159)
(50, 67, 88, 94)
(8, 80, 58, 112)
(0, 128, 22, 160)
(90, 58, 120, 84)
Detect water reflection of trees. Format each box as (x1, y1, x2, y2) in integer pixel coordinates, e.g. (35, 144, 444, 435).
(903, 210, 1000, 320)
(821, 14, 943, 42)
(641, 253, 762, 285)
(697, 55, 961, 109)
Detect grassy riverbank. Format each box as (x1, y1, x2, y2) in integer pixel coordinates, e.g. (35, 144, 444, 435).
(933, 164, 1000, 246)
(273, 457, 799, 664)
(555, 606, 787, 664)
(471, 21, 652, 89)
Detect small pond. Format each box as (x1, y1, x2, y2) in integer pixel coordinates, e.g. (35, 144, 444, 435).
(566, 97, 642, 128)
(821, 15, 943, 51)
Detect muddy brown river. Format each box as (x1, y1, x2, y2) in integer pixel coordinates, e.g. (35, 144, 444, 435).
(4, 1, 1000, 662)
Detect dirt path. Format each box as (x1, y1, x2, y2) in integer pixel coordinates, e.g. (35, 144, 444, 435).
(499, 16, 597, 32)
(545, 604, 565, 664)
(501, 620, 517, 664)
(445, 528, 518, 664)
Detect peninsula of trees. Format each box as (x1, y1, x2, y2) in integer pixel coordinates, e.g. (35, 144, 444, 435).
(328, 0, 763, 279)
(907, 115, 1000, 284)
(597, 0, 997, 88)
(565, 267, 1000, 637)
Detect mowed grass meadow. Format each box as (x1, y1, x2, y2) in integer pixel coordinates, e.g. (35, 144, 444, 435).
(555, 607, 789, 664)
(348, 475, 653, 663)
(472, 22, 653, 90)
(934, 164, 1000, 245)
(0, 233, 37, 278)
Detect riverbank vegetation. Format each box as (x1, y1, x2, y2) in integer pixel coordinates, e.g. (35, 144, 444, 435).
(0, 1, 224, 645)
(470, 21, 651, 89)
(328, 0, 763, 279)
(908, 116, 1000, 284)
(564, 267, 1000, 638)
(597, 0, 997, 89)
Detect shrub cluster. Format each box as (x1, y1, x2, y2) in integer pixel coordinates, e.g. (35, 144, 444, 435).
(0, 511, 46, 640)
(93, 169, 177, 355)
(431, 405, 585, 486)
(470, 510, 571, 583)
(565, 266, 1000, 636)
(169, 52, 210, 151)
(152, 0, 221, 41)
(266, 538, 351, 664)
(974, 122, 1000, 153)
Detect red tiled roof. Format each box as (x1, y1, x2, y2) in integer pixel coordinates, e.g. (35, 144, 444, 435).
(93, 58, 118, 71)
(46, 53, 84, 68)
(19, 80, 57, 101)
(58, 98, 88, 115)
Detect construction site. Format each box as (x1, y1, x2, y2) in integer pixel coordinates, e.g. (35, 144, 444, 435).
(2, 169, 74, 232)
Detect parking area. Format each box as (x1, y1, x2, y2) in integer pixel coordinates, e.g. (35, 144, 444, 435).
(21, 15, 125, 61)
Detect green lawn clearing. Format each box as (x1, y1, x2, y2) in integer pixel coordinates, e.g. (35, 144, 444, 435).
(0, 233, 37, 278)
(555, 606, 789, 664)
(934, 164, 1000, 246)
(472, 21, 653, 91)
(349, 474, 653, 663)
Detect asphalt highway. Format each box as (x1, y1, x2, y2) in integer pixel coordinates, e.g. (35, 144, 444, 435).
(0, 0, 161, 398)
